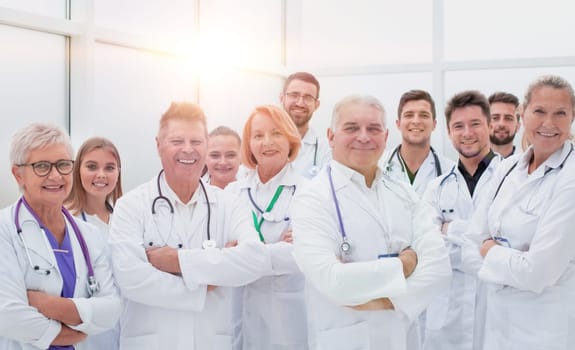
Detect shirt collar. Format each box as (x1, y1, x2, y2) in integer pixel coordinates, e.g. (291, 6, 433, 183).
(331, 160, 383, 190)
(301, 127, 319, 145)
(520, 141, 574, 173)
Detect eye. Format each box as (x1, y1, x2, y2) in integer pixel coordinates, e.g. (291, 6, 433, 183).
(343, 126, 359, 133)
(191, 140, 203, 146)
(105, 164, 117, 172)
(209, 152, 221, 159)
(34, 162, 51, 172)
(85, 163, 98, 171)
(253, 134, 263, 140)
(171, 139, 184, 145)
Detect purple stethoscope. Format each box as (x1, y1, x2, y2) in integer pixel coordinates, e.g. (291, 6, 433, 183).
(14, 197, 100, 297)
(327, 165, 352, 254)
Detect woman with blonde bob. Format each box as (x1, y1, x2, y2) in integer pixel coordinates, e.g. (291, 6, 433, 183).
(227, 105, 308, 349)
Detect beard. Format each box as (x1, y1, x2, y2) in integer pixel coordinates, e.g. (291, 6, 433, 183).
(490, 133, 515, 146)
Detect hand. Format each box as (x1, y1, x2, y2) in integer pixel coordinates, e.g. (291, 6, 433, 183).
(480, 238, 498, 258)
(441, 222, 449, 235)
(399, 247, 418, 278)
(51, 324, 87, 346)
(348, 297, 394, 311)
(27, 290, 81, 325)
(146, 246, 181, 274)
(280, 230, 293, 244)
(224, 240, 238, 248)
(27, 290, 53, 315)
(207, 285, 217, 292)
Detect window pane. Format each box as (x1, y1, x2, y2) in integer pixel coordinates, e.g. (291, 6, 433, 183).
(296, 0, 432, 67)
(445, 0, 575, 60)
(0, 25, 67, 207)
(82, 43, 197, 192)
(0, 0, 66, 19)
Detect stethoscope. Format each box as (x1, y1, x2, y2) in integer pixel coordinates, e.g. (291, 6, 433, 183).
(386, 145, 442, 177)
(80, 202, 113, 222)
(308, 137, 319, 176)
(14, 197, 100, 297)
(436, 165, 458, 216)
(327, 165, 401, 257)
(150, 170, 215, 249)
(489, 143, 573, 246)
(247, 184, 296, 242)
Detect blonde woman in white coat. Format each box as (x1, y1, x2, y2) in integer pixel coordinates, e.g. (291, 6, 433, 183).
(466, 75, 575, 350)
(0, 123, 121, 350)
(227, 105, 308, 350)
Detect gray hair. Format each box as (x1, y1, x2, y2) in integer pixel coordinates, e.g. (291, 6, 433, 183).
(524, 75, 575, 111)
(331, 94, 386, 130)
(10, 123, 73, 166)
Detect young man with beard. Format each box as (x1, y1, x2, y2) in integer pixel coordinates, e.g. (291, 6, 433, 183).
(280, 72, 331, 178)
(421, 91, 502, 350)
(488, 92, 520, 158)
(383, 90, 454, 195)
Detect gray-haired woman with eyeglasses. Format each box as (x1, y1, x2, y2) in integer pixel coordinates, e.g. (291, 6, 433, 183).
(0, 123, 120, 350)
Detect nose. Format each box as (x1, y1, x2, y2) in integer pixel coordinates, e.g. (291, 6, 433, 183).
(356, 127, 370, 142)
(541, 113, 555, 127)
(263, 133, 274, 145)
(462, 124, 474, 137)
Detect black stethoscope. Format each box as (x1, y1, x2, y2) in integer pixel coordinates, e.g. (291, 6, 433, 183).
(150, 170, 214, 249)
(386, 145, 442, 177)
(308, 137, 319, 176)
(436, 165, 458, 215)
(14, 197, 100, 297)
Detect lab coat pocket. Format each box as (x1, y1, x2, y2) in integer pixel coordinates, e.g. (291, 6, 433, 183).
(424, 290, 449, 330)
(270, 291, 308, 345)
(316, 321, 370, 350)
(119, 334, 157, 350)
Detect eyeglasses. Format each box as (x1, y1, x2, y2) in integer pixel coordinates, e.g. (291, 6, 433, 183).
(284, 92, 317, 104)
(18, 160, 75, 177)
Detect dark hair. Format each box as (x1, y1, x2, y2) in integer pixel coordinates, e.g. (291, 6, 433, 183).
(445, 90, 490, 127)
(488, 92, 519, 107)
(397, 89, 436, 120)
(283, 72, 320, 98)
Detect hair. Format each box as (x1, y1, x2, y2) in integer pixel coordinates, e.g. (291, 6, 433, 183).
(65, 137, 123, 215)
(445, 90, 491, 127)
(397, 89, 436, 120)
(209, 125, 241, 145)
(488, 92, 520, 107)
(283, 72, 321, 98)
(10, 123, 73, 166)
(241, 105, 301, 169)
(158, 102, 207, 139)
(331, 94, 386, 131)
(523, 75, 575, 112)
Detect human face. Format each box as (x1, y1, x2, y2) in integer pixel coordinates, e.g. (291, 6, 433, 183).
(280, 79, 320, 130)
(523, 86, 574, 159)
(80, 148, 119, 202)
(490, 102, 519, 146)
(156, 119, 207, 183)
(448, 106, 490, 159)
(328, 103, 388, 179)
(396, 100, 436, 147)
(249, 112, 290, 173)
(206, 135, 241, 188)
(12, 143, 73, 208)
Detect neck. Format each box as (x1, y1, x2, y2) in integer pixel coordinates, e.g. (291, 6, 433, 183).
(362, 168, 377, 188)
(399, 142, 431, 172)
(491, 143, 514, 158)
(210, 177, 231, 190)
(258, 162, 286, 184)
(84, 195, 111, 224)
(298, 125, 309, 139)
(459, 149, 489, 176)
(24, 196, 66, 242)
(529, 148, 553, 174)
(165, 173, 199, 204)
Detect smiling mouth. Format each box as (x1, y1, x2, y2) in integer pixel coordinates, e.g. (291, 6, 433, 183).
(43, 184, 64, 191)
(538, 131, 558, 137)
(178, 159, 197, 164)
(92, 182, 108, 188)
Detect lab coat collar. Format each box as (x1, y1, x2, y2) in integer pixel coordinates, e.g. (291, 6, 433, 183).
(301, 127, 319, 145)
(159, 173, 215, 208)
(239, 162, 299, 190)
(520, 141, 573, 176)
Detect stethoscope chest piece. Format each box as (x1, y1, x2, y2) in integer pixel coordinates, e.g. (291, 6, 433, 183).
(308, 166, 319, 177)
(202, 239, 217, 249)
(340, 240, 351, 254)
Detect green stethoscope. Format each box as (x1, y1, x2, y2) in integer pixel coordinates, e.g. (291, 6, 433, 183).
(248, 185, 296, 242)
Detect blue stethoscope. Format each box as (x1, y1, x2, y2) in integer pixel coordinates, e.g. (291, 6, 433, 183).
(386, 145, 442, 177)
(327, 165, 400, 257)
(14, 197, 100, 297)
(150, 170, 215, 249)
(308, 137, 319, 176)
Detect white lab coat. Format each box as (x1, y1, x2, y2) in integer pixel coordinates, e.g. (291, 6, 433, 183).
(76, 212, 120, 350)
(227, 164, 308, 350)
(292, 128, 331, 179)
(109, 174, 273, 350)
(465, 142, 575, 350)
(381, 146, 455, 196)
(292, 161, 452, 350)
(0, 201, 121, 350)
(421, 155, 501, 350)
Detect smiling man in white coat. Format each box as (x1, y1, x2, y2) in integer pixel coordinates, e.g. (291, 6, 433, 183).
(291, 94, 452, 350)
(109, 102, 273, 350)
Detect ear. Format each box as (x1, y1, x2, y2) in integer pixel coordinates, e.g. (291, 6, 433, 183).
(327, 128, 335, 149)
(312, 99, 321, 113)
(11, 165, 24, 187)
(383, 128, 389, 145)
(432, 118, 437, 131)
(279, 92, 285, 104)
(395, 118, 400, 129)
(155, 136, 161, 157)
